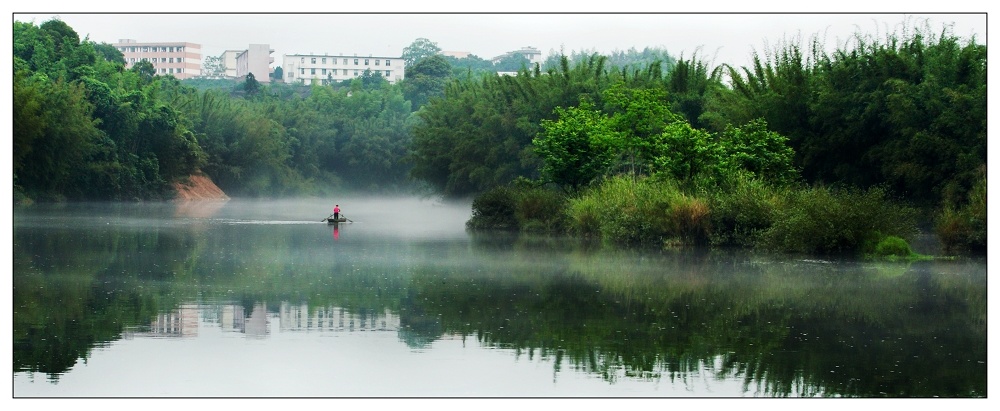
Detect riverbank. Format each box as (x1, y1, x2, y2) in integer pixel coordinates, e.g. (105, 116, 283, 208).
(172, 173, 229, 201)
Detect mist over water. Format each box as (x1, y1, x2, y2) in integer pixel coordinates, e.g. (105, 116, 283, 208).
(12, 197, 987, 397)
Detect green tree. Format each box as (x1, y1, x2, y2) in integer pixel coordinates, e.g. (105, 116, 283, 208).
(131, 60, 156, 84)
(717, 119, 798, 185)
(92, 42, 125, 64)
(649, 121, 720, 184)
(242, 72, 261, 96)
(401, 37, 442, 66)
(202, 55, 226, 78)
(534, 99, 621, 192)
(402, 54, 452, 109)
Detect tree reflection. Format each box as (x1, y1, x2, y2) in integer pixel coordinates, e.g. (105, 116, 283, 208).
(13, 213, 986, 397)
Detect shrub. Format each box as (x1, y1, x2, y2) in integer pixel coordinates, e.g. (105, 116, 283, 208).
(467, 184, 568, 233)
(761, 185, 918, 255)
(707, 173, 781, 247)
(935, 174, 986, 254)
(567, 176, 711, 247)
(466, 186, 518, 231)
(513, 186, 568, 233)
(663, 195, 712, 246)
(872, 235, 914, 257)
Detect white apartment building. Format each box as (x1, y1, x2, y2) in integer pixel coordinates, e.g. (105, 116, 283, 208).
(491, 46, 543, 66)
(283, 53, 406, 85)
(113, 39, 202, 79)
(220, 50, 243, 78)
(236, 44, 275, 83)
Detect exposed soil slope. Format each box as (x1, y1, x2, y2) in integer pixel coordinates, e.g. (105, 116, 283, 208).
(173, 174, 229, 201)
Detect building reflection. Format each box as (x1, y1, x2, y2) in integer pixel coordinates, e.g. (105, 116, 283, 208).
(278, 303, 399, 332)
(124, 302, 399, 339)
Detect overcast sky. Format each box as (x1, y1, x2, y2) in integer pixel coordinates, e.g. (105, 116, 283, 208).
(11, 6, 987, 70)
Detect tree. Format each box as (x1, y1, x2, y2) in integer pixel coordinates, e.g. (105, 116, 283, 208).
(202, 55, 226, 78)
(92, 42, 125, 64)
(131, 60, 156, 84)
(649, 121, 720, 184)
(402, 55, 452, 109)
(401, 37, 442, 66)
(242, 72, 260, 96)
(534, 99, 621, 192)
(717, 118, 798, 184)
(358, 69, 389, 90)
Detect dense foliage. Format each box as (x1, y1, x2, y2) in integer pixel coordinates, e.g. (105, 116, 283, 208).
(13, 18, 419, 201)
(13, 18, 985, 254)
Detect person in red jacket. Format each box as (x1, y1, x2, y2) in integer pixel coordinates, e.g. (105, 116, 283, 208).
(333, 204, 340, 222)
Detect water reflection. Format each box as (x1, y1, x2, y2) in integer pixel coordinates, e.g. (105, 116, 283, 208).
(12, 200, 987, 397)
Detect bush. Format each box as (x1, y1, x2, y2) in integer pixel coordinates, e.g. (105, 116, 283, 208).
(466, 184, 568, 232)
(707, 173, 781, 247)
(567, 176, 711, 247)
(513, 187, 568, 233)
(663, 195, 712, 246)
(761, 185, 918, 255)
(936, 174, 986, 254)
(872, 235, 915, 258)
(466, 186, 519, 231)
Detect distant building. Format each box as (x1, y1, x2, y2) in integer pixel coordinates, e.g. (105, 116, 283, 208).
(491, 46, 542, 66)
(441, 50, 471, 59)
(282, 53, 406, 85)
(236, 44, 274, 83)
(113, 39, 202, 79)
(219, 49, 244, 78)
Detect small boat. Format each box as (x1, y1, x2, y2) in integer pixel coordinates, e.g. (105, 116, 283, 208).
(325, 217, 348, 224)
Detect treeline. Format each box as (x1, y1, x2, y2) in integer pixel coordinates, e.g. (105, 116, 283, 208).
(13, 18, 418, 202)
(13, 18, 987, 254)
(417, 22, 985, 254)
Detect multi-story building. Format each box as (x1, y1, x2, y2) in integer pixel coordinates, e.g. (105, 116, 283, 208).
(219, 50, 244, 78)
(491, 46, 543, 66)
(282, 53, 406, 85)
(113, 39, 202, 79)
(236, 44, 274, 83)
(441, 50, 471, 59)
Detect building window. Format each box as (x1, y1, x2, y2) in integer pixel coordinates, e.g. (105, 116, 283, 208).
(321, 68, 327, 75)
(301, 57, 305, 63)
(311, 68, 316, 75)
(385, 70, 391, 77)
(311, 58, 316, 64)
(354, 59, 359, 65)
(342, 69, 348, 75)
(178, 57, 183, 63)
(375, 59, 380, 66)
(322, 58, 327, 64)
(386, 60, 391, 66)
(354, 70, 359, 76)
(300, 68, 305, 75)
(343, 58, 348, 65)
(178, 68, 183, 73)
(169, 58, 174, 63)
(364, 59, 369, 65)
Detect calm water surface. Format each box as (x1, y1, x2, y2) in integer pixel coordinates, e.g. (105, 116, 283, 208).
(12, 198, 987, 397)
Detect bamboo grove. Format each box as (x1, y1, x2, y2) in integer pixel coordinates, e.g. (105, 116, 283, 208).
(13, 18, 986, 252)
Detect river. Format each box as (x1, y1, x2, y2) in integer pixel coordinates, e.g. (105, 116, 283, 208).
(12, 197, 987, 398)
